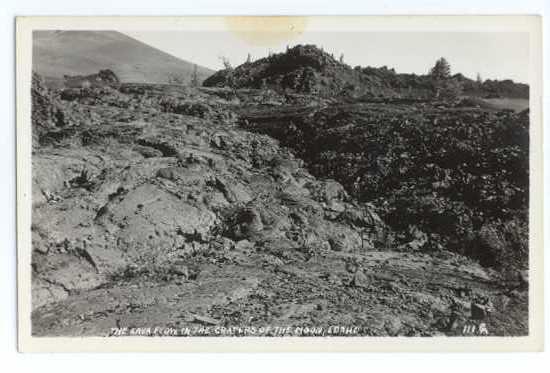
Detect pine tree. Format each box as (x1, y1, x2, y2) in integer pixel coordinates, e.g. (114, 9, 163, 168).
(429, 58, 462, 101)
(339, 53, 344, 64)
(476, 72, 483, 84)
(430, 57, 451, 80)
(246, 53, 252, 63)
(190, 64, 199, 87)
(220, 56, 232, 70)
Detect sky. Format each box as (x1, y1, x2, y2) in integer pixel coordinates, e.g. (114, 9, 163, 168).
(125, 31, 529, 83)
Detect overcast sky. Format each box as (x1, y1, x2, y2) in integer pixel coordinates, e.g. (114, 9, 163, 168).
(125, 31, 529, 83)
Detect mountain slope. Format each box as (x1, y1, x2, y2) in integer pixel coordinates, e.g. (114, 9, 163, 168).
(33, 30, 213, 86)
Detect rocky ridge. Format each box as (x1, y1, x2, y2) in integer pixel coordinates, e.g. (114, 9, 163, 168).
(204, 45, 528, 100)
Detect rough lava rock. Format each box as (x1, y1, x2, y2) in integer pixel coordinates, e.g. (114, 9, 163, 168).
(30, 75, 528, 337)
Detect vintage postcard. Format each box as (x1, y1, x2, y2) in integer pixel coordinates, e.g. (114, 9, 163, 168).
(16, 16, 543, 352)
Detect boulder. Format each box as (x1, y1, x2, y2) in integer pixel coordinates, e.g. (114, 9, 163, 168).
(328, 233, 354, 252)
(230, 207, 264, 240)
(134, 145, 163, 158)
(212, 177, 252, 204)
(351, 270, 370, 288)
(169, 263, 189, 278)
(471, 302, 493, 320)
(308, 179, 348, 203)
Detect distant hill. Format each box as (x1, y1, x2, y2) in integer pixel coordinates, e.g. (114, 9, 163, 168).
(203, 45, 368, 96)
(33, 31, 214, 87)
(204, 44, 528, 99)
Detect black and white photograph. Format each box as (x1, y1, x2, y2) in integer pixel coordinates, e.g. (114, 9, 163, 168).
(15, 15, 543, 351)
